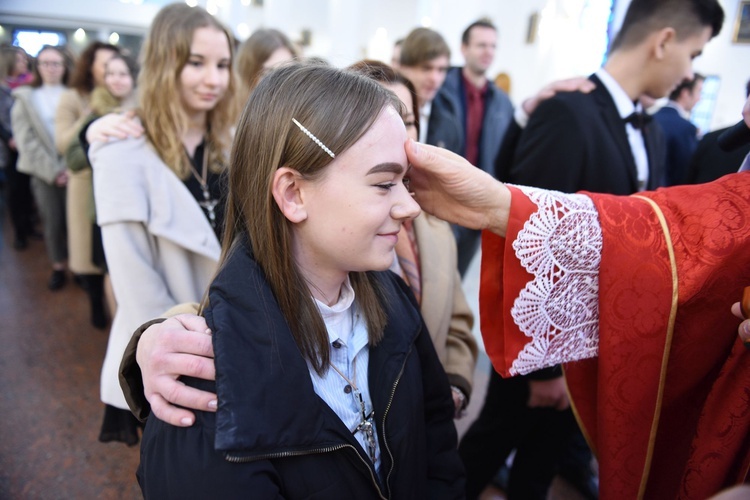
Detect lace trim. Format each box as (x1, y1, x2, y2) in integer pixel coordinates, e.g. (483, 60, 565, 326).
(509, 187, 602, 376)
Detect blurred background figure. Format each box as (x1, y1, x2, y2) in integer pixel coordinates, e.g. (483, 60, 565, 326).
(6, 45, 33, 89)
(11, 45, 74, 290)
(684, 79, 750, 184)
(234, 28, 298, 111)
(653, 73, 705, 185)
(55, 41, 119, 323)
(1, 44, 37, 251)
(64, 52, 138, 329)
(431, 19, 514, 276)
(391, 38, 403, 68)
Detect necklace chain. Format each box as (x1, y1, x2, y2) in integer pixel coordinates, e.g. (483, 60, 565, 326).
(188, 145, 218, 229)
(329, 354, 377, 465)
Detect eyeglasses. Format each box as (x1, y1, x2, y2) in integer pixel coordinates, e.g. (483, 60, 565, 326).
(38, 61, 64, 68)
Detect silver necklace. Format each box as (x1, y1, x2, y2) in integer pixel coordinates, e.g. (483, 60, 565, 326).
(188, 146, 218, 229)
(329, 355, 377, 465)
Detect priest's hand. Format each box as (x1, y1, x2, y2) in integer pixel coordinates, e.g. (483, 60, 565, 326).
(405, 139, 511, 237)
(137, 314, 217, 426)
(527, 377, 570, 411)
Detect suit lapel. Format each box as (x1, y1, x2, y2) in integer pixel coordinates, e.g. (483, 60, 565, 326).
(590, 74, 638, 192)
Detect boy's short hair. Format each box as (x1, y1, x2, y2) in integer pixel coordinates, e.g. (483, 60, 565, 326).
(610, 0, 724, 52)
(668, 73, 704, 101)
(399, 28, 450, 67)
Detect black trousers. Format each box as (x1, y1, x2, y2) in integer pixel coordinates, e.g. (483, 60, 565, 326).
(459, 367, 583, 499)
(3, 150, 35, 240)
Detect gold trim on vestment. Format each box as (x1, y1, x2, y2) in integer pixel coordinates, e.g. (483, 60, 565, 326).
(562, 367, 599, 460)
(632, 195, 679, 499)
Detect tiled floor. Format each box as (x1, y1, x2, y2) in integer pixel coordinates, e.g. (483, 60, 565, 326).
(0, 215, 141, 499)
(0, 207, 585, 499)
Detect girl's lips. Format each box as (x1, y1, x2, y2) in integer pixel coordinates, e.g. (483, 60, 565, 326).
(378, 232, 399, 244)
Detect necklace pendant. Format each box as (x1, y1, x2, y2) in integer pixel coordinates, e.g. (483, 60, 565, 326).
(198, 184, 218, 228)
(363, 420, 377, 464)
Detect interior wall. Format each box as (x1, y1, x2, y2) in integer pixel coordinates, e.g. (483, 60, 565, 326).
(1, 0, 748, 129)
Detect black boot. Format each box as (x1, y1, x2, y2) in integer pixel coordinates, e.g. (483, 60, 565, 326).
(48, 269, 66, 291)
(86, 274, 107, 329)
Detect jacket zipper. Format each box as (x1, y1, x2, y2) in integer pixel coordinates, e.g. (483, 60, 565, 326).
(225, 443, 387, 500)
(382, 346, 412, 497)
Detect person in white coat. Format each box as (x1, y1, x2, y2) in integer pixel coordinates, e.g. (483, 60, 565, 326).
(88, 3, 236, 445)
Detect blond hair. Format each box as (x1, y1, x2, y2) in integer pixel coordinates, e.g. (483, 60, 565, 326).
(137, 3, 237, 179)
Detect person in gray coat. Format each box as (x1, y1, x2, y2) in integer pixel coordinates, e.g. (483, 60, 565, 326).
(430, 20, 514, 275)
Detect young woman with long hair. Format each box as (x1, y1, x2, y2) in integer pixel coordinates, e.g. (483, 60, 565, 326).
(88, 3, 236, 445)
(136, 62, 464, 498)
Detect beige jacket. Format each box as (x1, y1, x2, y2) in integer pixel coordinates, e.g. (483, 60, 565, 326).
(55, 88, 98, 273)
(91, 135, 221, 409)
(11, 86, 66, 184)
(413, 213, 477, 397)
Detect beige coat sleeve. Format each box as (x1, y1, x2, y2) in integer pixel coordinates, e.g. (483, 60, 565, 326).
(55, 89, 88, 154)
(414, 214, 477, 400)
(441, 269, 477, 399)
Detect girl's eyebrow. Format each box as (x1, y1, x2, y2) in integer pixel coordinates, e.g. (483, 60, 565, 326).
(367, 162, 404, 175)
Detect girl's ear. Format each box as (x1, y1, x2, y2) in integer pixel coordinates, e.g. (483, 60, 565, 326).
(272, 167, 307, 223)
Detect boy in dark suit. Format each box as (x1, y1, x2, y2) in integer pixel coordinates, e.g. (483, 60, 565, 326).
(653, 73, 705, 185)
(463, 0, 725, 498)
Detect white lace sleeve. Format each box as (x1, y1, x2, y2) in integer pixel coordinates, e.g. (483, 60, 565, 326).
(508, 187, 602, 376)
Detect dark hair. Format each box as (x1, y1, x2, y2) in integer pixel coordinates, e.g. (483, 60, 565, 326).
(399, 27, 450, 67)
(31, 45, 75, 88)
(348, 59, 420, 138)
(668, 72, 704, 101)
(222, 62, 400, 375)
(610, 0, 724, 52)
(746, 79, 750, 98)
(105, 52, 139, 82)
(69, 41, 120, 94)
(461, 19, 497, 45)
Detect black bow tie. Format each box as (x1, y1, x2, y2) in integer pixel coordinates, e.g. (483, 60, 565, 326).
(623, 111, 652, 130)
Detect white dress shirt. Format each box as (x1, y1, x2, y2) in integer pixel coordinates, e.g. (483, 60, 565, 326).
(308, 278, 382, 473)
(595, 68, 649, 190)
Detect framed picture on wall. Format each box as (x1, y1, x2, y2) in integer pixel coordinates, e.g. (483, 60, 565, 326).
(733, 0, 750, 44)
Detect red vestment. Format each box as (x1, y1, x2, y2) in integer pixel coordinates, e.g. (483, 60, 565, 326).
(480, 172, 750, 499)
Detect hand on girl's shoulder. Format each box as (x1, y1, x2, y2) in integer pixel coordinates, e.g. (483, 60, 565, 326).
(85, 110, 144, 145)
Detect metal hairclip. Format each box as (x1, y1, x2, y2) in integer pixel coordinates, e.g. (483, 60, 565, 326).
(292, 118, 335, 158)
